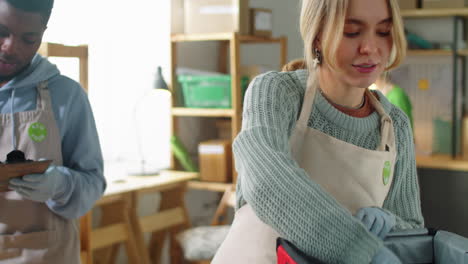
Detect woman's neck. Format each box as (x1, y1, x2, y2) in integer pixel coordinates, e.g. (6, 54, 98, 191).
(318, 68, 366, 108)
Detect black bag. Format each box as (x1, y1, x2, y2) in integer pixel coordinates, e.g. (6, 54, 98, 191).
(276, 228, 468, 264)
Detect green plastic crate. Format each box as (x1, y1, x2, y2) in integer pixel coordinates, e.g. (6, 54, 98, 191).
(178, 75, 249, 108)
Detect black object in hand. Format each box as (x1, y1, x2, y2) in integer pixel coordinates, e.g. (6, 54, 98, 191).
(6, 150, 32, 164)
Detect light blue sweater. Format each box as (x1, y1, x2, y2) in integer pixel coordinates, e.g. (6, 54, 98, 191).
(233, 70, 424, 263)
(0, 54, 105, 219)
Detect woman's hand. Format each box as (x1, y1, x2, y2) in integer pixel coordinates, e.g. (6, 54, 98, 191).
(355, 207, 396, 239)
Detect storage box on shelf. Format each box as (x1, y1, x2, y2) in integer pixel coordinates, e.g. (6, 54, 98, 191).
(184, 0, 250, 35)
(198, 140, 232, 183)
(178, 75, 249, 108)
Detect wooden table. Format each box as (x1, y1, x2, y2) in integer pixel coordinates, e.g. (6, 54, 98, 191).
(80, 170, 198, 264)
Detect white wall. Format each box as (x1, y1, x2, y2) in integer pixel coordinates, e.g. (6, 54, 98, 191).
(45, 0, 172, 177)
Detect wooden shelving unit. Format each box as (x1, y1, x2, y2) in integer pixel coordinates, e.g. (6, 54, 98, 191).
(187, 181, 232, 192)
(401, 8, 468, 18)
(171, 107, 235, 117)
(170, 32, 287, 185)
(402, 9, 468, 169)
(407, 49, 467, 56)
(38, 43, 88, 91)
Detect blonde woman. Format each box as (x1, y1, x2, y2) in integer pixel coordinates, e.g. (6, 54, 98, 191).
(213, 0, 424, 263)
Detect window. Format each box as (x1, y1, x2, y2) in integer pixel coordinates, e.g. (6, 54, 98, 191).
(43, 0, 172, 177)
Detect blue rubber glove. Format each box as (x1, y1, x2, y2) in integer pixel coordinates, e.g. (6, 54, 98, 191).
(355, 207, 396, 240)
(371, 247, 401, 264)
(9, 165, 68, 203)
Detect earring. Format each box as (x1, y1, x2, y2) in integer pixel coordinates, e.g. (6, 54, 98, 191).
(313, 48, 322, 68)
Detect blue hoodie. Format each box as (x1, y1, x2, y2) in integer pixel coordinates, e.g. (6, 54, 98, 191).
(0, 54, 105, 219)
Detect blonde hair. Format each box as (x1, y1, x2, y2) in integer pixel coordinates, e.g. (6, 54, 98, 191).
(299, 0, 406, 87)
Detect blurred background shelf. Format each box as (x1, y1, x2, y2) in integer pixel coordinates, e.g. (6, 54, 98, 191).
(402, 8, 468, 18)
(171, 107, 235, 117)
(416, 154, 468, 171)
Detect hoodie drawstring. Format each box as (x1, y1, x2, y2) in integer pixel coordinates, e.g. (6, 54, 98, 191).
(10, 88, 16, 150)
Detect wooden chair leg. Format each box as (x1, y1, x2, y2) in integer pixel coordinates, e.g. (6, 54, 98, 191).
(93, 198, 143, 264)
(148, 230, 167, 264)
(79, 213, 92, 264)
(122, 211, 143, 264)
(147, 184, 192, 264)
(169, 186, 191, 264)
(93, 202, 123, 264)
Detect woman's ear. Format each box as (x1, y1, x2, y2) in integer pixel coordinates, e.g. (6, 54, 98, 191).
(314, 37, 321, 50)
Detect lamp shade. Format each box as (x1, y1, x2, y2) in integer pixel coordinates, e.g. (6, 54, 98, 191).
(154, 66, 169, 91)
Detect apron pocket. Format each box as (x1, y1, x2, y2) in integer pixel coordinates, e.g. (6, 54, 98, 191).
(0, 230, 56, 260)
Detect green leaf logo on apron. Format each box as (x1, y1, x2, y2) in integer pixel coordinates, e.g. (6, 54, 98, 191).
(28, 122, 47, 143)
(383, 161, 391, 185)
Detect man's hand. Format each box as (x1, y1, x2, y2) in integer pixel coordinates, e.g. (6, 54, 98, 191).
(9, 165, 66, 202)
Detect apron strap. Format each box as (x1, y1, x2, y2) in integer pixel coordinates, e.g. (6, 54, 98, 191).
(366, 89, 394, 152)
(36, 81, 49, 111)
(296, 80, 317, 129)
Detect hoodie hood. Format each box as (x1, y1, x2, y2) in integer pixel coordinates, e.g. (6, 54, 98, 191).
(1, 54, 60, 91)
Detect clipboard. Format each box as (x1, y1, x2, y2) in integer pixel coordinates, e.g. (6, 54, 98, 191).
(0, 160, 52, 192)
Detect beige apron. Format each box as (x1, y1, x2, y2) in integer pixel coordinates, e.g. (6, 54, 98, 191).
(213, 85, 397, 263)
(0, 82, 80, 264)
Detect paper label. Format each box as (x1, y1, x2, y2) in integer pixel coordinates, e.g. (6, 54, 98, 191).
(199, 145, 225, 155)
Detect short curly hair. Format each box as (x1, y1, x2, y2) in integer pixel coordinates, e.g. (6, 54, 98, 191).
(6, 0, 54, 25)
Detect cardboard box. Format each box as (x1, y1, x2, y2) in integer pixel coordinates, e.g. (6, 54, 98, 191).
(184, 0, 250, 35)
(172, 0, 185, 34)
(423, 0, 467, 8)
(250, 8, 272, 38)
(398, 0, 419, 9)
(198, 140, 232, 182)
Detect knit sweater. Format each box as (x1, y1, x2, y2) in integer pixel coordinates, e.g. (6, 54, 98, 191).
(233, 69, 424, 264)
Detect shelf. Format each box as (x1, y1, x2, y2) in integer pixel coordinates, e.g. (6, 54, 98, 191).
(171, 33, 286, 44)
(416, 154, 468, 172)
(172, 33, 233, 42)
(408, 49, 452, 56)
(187, 180, 232, 192)
(38, 42, 88, 91)
(238, 35, 286, 44)
(39, 42, 88, 58)
(171, 107, 235, 117)
(407, 49, 468, 56)
(402, 8, 468, 18)
(457, 50, 468, 56)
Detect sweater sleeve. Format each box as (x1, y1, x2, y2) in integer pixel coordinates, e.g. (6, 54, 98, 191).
(45, 78, 105, 219)
(382, 109, 424, 229)
(233, 72, 382, 264)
